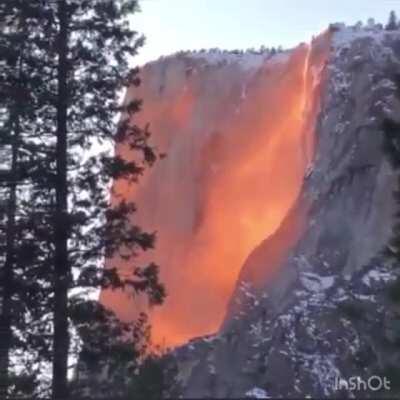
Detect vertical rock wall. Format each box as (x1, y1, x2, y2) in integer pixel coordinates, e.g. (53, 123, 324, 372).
(102, 33, 330, 349)
(171, 26, 400, 399)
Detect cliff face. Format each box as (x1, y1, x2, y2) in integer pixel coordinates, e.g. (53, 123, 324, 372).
(103, 23, 400, 398)
(102, 33, 330, 348)
(168, 26, 400, 398)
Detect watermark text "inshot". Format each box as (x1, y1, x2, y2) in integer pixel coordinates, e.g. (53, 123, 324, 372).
(334, 376, 391, 392)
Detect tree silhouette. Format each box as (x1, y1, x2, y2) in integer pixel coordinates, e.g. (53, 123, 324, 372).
(386, 10, 398, 31)
(1, 1, 166, 398)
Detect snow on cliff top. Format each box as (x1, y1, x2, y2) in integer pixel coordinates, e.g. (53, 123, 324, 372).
(331, 22, 395, 48)
(187, 48, 290, 70)
(145, 22, 400, 71)
(146, 48, 290, 71)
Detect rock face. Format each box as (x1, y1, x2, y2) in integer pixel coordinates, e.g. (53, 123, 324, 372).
(168, 25, 400, 398)
(102, 33, 330, 348)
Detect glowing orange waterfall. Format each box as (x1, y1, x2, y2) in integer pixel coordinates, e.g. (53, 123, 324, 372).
(101, 32, 331, 348)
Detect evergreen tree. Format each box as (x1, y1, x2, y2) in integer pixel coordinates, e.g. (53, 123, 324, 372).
(44, 0, 166, 397)
(386, 10, 398, 31)
(0, 2, 56, 397)
(127, 355, 170, 400)
(70, 302, 150, 398)
(0, 9, 23, 394)
(1, 1, 166, 398)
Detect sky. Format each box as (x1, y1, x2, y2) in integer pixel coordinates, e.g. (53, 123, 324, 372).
(132, 0, 400, 65)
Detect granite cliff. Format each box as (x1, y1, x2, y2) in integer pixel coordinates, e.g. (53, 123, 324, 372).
(105, 22, 400, 398)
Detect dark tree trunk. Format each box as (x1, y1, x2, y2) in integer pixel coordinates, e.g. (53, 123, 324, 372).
(52, 1, 70, 399)
(0, 110, 19, 399)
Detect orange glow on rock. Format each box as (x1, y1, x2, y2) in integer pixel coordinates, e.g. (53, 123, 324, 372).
(101, 32, 331, 348)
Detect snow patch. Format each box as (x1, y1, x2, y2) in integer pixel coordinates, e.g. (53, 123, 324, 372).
(300, 352, 341, 396)
(300, 272, 335, 293)
(362, 268, 395, 287)
(332, 25, 385, 48)
(188, 49, 290, 71)
(245, 387, 270, 398)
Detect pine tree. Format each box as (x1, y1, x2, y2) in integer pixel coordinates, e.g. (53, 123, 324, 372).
(127, 355, 169, 400)
(386, 10, 398, 31)
(0, 2, 54, 396)
(1, 1, 166, 398)
(0, 10, 22, 394)
(46, 0, 165, 397)
(52, 1, 70, 397)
